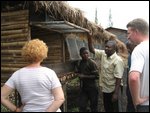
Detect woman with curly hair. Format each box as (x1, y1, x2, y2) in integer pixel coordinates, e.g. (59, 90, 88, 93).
(1, 39, 65, 112)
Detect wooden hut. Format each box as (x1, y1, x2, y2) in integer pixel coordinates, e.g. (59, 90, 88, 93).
(1, 1, 128, 111)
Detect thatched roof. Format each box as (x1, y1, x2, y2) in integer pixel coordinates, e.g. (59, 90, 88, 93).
(28, 1, 113, 41)
(0, 1, 122, 42)
(1, 1, 128, 61)
(33, 1, 106, 41)
(31, 1, 128, 60)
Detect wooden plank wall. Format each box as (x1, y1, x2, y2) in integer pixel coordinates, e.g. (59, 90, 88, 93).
(1, 9, 79, 112)
(1, 10, 30, 84)
(31, 27, 65, 63)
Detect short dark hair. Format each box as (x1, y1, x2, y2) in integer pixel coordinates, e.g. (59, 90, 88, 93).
(106, 40, 117, 50)
(126, 18, 149, 35)
(80, 47, 88, 54)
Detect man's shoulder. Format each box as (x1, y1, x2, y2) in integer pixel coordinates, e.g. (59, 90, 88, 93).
(113, 53, 124, 64)
(74, 59, 82, 66)
(95, 49, 105, 56)
(114, 53, 123, 60)
(87, 57, 96, 61)
(95, 49, 104, 53)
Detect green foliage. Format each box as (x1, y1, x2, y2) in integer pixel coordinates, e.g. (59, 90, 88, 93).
(1, 104, 10, 112)
(67, 77, 80, 112)
(1, 90, 17, 112)
(68, 107, 79, 112)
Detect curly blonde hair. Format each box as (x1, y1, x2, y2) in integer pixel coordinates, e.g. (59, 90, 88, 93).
(22, 39, 48, 63)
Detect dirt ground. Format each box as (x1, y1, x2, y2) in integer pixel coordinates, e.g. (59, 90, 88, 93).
(67, 77, 127, 112)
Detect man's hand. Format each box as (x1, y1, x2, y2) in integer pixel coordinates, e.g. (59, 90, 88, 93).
(112, 93, 118, 102)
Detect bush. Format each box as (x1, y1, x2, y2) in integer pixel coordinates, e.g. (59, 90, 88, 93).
(1, 104, 10, 112)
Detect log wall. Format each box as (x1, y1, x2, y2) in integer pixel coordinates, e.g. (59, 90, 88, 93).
(1, 9, 79, 112)
(1, 10, 30, 83)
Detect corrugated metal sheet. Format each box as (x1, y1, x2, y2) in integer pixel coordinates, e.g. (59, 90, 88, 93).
(30, 21, 90, 33)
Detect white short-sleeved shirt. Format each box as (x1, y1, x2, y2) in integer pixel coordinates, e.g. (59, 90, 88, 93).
(5, 67, 62, 112)
(130, 40, 149, 105)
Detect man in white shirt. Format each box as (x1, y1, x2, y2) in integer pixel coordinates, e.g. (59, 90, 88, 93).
(127, 18, 149, 112)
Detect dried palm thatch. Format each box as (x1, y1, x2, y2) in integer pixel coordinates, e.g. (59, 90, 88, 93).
(2, 1, 116, 42)
(1, 1, 128, 60)
(31, 2, 114, 40)
(115, 38, 128, 65)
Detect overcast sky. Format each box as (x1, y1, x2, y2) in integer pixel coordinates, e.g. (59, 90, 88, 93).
(67, 1, 149, 29)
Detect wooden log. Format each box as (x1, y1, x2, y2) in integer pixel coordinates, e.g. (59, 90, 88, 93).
(1, 72, 11, 75)
(1, 37, 30, 42)
(1, 67, 20, 72)
(48, 45, 61, 48)
(42, 60, 62, 64)
(48, 49, 61, 53)
(1, 56, 15, 61)
(1, 33, 29, 40)
(1, 73, 11, 77)
(1, 41, 26, 48)
(1, 29, 28, 35)
(1, 57, 24, 62)
(1, 70, 13, 74)
(1, 62, 27, 66)
(1, 77, 10, 84)
(1, 60, 26, 64)
(1, 63, 27, 68)
(44, 60, 62, 63)
(1, 55, 22, 58)
(2, 16, 28, 23)
(45, 58, 62, 62)
(1, 24, 28, 31)
(1, 83, 5, 87)
(48, 56, 62, 59)
(1, 50, 21, 54)
(48, 53, 61, 56)
(1, 20, 29, 26)
(1, 10, 28, 17)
